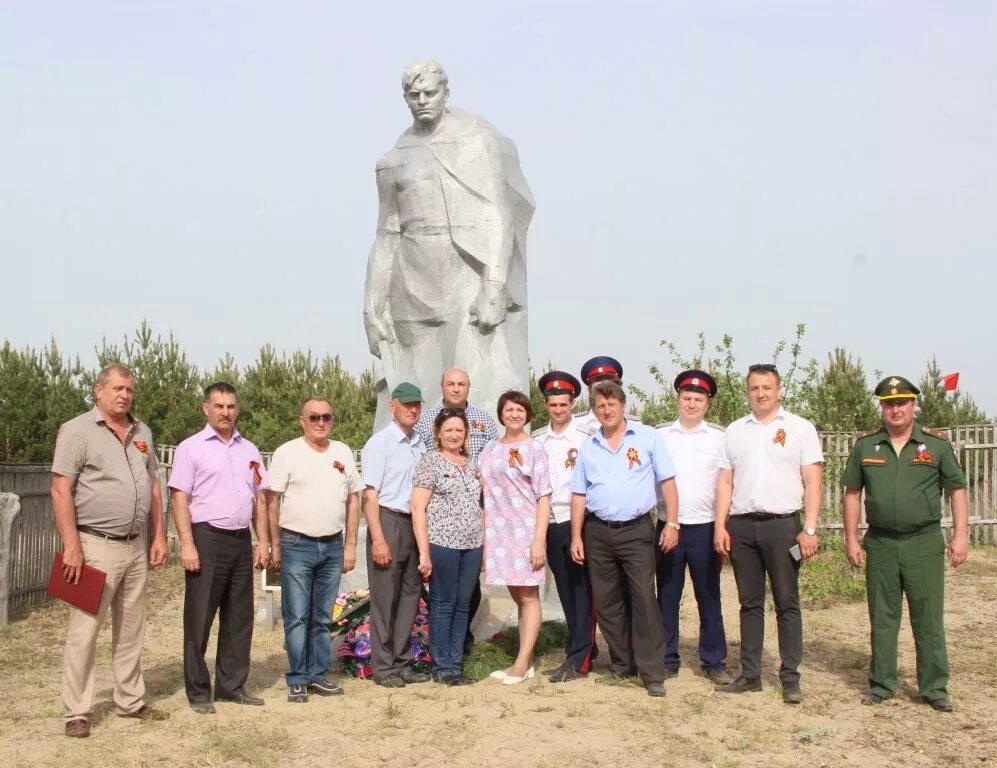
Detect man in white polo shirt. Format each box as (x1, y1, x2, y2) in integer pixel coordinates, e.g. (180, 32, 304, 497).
(266, 397, 362, 703)
(655, 370, 731, 686)
(714, 364, 823, 704)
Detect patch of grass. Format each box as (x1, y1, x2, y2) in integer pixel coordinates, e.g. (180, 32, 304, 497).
(201, 722, 289, 766)
(800, 538, 866, 608)
(463, 620, 568, 681)
(381, 695, 402, 724)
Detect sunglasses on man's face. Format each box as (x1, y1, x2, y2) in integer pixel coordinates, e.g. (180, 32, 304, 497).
(748, 363, 779, 374)
(306, 413, 334, 423)
(439, 407, 466, 417)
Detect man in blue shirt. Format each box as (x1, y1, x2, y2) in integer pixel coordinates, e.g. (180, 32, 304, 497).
(361, 382, 428, 687)
(570, 380, 679, 696)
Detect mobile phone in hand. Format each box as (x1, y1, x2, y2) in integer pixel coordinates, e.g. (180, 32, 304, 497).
(789, 543, 802, 562)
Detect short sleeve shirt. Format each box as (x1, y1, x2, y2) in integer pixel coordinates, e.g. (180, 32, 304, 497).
(268, 437, 363, 537)
(840, 422, 966, 533)
(534, 416, 589, 524)
(412, 451, 482, 549)
(51, 408, 159, 538)
(719, 407, 823, 516)
(361, 420, 426, 513)
(570, 423, 677, 522)
(167, 426, 269, 530)
(415, 401, 500, 459)
(656, 420, 725, 525)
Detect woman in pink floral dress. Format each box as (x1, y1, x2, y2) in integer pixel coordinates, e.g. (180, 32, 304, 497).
(479, 390, 552, 685)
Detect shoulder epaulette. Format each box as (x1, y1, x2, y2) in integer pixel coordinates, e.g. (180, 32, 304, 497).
(654, 420, 675, 430)
(854, 427, 882, 440)
(532, 425, 550, 437)
(922, 427, 952, 441)
(578, 425, 596, 436)
(705, 421, 726, 432)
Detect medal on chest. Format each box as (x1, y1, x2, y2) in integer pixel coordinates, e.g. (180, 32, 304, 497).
(773, 428, 787, 447)
(249, 460, 263, 485)
(565, 448, 577, 469)
(333, 460, 346, 474)
(508, 447, 524, 468)
(911, 444, 934, 465)
(626, 447, 641, 470)
(134, 440, 149, 455)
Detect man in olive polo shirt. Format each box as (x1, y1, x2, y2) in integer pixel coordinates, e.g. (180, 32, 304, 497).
(51, 364, 170, 738)
(842, 375, 969, 712)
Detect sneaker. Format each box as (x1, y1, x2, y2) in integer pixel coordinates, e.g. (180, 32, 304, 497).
(65, 719, 90, 738)
(287, 684, 308, 703)
(308, 678, 343, 696)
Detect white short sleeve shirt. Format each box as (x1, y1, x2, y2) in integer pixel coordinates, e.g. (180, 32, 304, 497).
(534, 416, 588, 524)
(268, 437, 363, 537)
(656, 420, 725, 525)
(719, 407, 823, 516)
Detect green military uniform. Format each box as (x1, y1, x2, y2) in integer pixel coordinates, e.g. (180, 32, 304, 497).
(840, 376, 966, 702)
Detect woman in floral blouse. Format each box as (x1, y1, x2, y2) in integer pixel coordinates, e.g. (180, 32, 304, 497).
(411, 407, 483, 685)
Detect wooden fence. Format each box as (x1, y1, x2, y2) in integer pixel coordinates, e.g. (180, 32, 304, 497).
(2, 424, 995, 625)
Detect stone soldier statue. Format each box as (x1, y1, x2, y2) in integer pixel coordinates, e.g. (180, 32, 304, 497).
(364, 60, 535, 427)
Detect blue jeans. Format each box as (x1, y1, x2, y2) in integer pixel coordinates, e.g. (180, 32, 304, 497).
(428, 544, 482, 677)
(280, 530, 344, 685)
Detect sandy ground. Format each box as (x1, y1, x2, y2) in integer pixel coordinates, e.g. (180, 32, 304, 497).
(2, 550, 996, 768)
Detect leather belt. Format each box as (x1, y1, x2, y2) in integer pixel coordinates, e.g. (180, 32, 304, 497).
(587, 514, 649, 530)
(379, 506, 412, 520)
(734, 512, 798, 521)
(280, 527, 342, 543)
(77, 524, 141, 541)
(192, 522, 251, 538)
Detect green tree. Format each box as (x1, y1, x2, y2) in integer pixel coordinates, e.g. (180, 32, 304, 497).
(917, 358, 988, 427)
(85, 320, 204, 445)
(809, 348, 879, 432)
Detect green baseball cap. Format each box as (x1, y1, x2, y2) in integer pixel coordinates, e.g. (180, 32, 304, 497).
(390, 382, 424, 403)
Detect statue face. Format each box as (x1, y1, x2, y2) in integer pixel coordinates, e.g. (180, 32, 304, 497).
(404, 74, 448, 126)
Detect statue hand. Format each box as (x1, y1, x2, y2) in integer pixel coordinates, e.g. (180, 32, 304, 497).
(470, 280, 510, 332)
(364, 311, 395, 356)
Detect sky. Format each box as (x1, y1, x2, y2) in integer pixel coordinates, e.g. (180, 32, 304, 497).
(2, 1, 996, 413)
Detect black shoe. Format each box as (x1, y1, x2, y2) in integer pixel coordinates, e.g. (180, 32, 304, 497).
(215, 687, 264, 706)
(604, 668, 638, 680)
(716, 676, 762, 694)
(308, 678, 343, 696)
(782, 682, 803, 704)
(374, 674, 406, 689)
(287, 684, 308, 703)
(861, 690, 887, 706)
(542, 663, 567, 676)
(442, 673, 474, 686)
(399, 668, 431, 684)
(646, 682, 666, 697)
(663, 667, 679, 680)
(549, 667, 587, 683)
(926, 697, 954, 713)
(190, 701, 216, 715)
(705, 669, 733, 686)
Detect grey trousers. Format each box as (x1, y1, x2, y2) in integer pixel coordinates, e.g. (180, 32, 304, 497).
(728, 514, 803, 684)
(367, 509, 422, 680)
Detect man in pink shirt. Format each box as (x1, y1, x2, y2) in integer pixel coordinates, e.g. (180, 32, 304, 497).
(169, 382, 271, 713)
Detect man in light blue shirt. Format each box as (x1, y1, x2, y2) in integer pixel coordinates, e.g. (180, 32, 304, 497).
(570, 380, 679, 697)
(361, 382, 428, 687)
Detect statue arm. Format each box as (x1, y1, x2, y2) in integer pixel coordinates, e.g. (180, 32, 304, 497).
(364, 165, 400, 356)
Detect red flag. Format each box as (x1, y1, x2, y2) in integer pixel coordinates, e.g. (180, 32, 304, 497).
(940, 372, 959, 392)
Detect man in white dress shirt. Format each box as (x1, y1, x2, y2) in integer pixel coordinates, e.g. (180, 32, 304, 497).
(714, 364, 823, 704)
(655, 370, 731, 686)
(533, 371, 597, 682)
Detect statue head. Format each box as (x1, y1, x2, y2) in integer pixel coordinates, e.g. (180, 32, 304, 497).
(401, 60, 449, 129)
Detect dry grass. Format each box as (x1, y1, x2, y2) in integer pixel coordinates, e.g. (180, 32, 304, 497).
(1, 552, 997, 767)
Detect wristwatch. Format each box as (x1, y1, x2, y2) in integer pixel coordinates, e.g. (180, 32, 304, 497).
(803, 526, 817, 536)
(665, 521, 681, 531)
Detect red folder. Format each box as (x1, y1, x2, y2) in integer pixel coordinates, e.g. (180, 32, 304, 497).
(46, 553, 107, 615)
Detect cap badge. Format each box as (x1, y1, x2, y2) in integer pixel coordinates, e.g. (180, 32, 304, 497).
(626, 447, 641, 469)
(565, 447, 578, 469)
(508, 447, 524, 468)
(891, 388, 898, 395)
(773, 428, 787, 447)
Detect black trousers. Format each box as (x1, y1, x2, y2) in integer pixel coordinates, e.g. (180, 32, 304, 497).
(655, 521, 727, 671)
(547, 520, 597, 672)
(728, 514, 802, 684)
(183, 523, 254, 704)
(367, 509, 422, 680)
(584, 516, 666, 685)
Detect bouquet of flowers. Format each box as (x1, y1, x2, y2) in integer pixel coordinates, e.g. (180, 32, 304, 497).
(334, 587, 432, 678)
